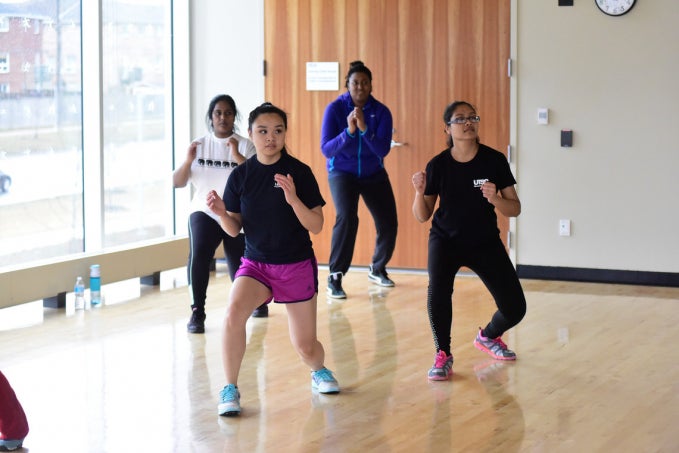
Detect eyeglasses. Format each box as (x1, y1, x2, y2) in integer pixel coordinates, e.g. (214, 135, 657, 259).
(447, 116, 480, 125)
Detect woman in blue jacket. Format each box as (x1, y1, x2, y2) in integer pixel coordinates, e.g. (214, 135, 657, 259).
(320, 61, 398, 299)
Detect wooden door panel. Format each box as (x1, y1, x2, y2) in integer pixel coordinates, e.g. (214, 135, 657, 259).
(265, 0, 510, 270)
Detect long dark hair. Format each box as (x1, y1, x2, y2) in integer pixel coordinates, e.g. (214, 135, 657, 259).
(443, 100, 480, 148)
(205, 94, 239, 133)
(248, 102, 289, 155)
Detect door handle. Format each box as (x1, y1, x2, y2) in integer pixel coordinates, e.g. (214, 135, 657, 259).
(391, 129, 408, 148)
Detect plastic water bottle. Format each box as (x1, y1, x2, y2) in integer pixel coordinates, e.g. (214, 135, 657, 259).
(74, 276, 85, 310)
(90, 264, 101, 306)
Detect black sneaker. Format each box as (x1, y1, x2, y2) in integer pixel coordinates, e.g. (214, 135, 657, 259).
(187, 308, 206, 334)
(368, 266, 395, 287)
(251, 304, 269, 318)
(326, 272, 346, 299)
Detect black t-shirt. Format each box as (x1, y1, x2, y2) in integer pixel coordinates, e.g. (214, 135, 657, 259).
(425, 144, 516, 245)
(223, 153, 326, 264)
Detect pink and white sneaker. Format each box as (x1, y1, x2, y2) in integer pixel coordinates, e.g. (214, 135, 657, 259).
(428, 350, 454, 381)
(473, 328, 516, 360)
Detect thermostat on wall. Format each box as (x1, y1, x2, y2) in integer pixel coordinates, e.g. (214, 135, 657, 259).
(537, 108, 549, 125)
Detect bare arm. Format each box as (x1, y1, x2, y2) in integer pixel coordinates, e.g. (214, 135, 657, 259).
(481, 183, 522, 217)
(293, 205, 324, 234)
(172, 141, 198, 188)
(274, 173, 324, 234)
(205, 189, 242, 237)
(412, 170, 437, 223)
(228, 137, 247, 165)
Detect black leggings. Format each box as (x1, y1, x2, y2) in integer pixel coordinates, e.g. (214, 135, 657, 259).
(427, 234, 526, 355)
(187, 211, 245, 310)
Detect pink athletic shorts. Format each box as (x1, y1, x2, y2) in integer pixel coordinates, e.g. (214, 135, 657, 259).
(235, 257, 318, 303)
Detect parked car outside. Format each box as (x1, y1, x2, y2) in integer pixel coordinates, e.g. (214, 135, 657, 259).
(0, 170, 11, 193)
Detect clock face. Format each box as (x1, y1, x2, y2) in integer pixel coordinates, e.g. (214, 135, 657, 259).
(595, 0, 636, 16)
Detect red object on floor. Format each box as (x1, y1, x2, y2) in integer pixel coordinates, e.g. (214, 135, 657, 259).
(0, 370, 29, 441)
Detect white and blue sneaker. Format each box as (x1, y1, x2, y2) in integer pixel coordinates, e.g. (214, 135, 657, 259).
(218, 384, 241, 416)
(311, 367, 340, 394)
(0, 439, 24, 451)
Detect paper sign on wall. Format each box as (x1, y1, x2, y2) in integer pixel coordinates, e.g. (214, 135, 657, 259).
(306, 62, 339, 91)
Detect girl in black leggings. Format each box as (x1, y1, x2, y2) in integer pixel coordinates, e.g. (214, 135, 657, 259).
(173, 94, 265, 333)
(412, 101, 526, 381)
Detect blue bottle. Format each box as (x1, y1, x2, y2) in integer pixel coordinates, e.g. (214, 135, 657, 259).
(90, 264, 101, 306)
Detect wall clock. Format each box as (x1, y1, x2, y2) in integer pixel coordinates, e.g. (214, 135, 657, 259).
(595, 0, 636, 16)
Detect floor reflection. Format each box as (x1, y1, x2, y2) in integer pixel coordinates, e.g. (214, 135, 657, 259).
(472, 360, 525, 453)
(220, 317, 268, 453)
(299, 286, 398, 451)
(188, 333, 210, 444)
(426, 382, 452, 451)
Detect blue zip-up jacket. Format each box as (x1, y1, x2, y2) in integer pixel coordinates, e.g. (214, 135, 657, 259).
(320, 91, 393, 178)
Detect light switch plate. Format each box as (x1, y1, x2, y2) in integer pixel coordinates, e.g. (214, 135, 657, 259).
(559, 219, 571, 236)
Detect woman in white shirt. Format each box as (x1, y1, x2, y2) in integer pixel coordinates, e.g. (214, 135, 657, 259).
(173, 94, 265, 333)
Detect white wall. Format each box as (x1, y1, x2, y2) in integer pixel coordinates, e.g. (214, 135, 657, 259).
(172, 0, 265, 236)
(515, 0, 679, 273)
(189, 0, 265, 139)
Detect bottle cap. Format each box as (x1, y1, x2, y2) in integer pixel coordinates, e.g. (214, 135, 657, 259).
(90, 264, 101, 277)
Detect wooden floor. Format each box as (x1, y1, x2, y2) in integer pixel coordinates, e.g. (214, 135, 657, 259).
(1, 266, 678, 452)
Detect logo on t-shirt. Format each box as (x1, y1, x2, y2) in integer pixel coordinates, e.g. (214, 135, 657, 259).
(196, 158, 238, 168)
(473, 178, 488, 188)
(273, 180, 282, 189)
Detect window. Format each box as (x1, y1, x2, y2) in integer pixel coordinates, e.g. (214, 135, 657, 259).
(0, 0, 176, 269)
(101, 0, 173, 248)
(0, 2, 83, 267)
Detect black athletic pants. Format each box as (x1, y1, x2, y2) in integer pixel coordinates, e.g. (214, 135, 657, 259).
(187, 211, 245, 310)
(427, 234, 526, 355)
(327, 169, 398, 275)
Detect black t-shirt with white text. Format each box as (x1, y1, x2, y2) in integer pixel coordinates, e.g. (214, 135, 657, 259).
(223, 153, 326, 264)
(424, 144, 516, 246)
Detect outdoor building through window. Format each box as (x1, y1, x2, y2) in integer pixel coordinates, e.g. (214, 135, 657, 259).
(0, 0, 175, 269)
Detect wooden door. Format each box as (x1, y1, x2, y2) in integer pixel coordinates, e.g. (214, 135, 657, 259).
(264, 0, 510, 270)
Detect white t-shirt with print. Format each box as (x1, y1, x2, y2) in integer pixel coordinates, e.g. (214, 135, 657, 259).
(188, 132, 256, 221)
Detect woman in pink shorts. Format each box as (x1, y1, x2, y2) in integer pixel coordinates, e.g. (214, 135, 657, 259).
(207, 102, 340, 417)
